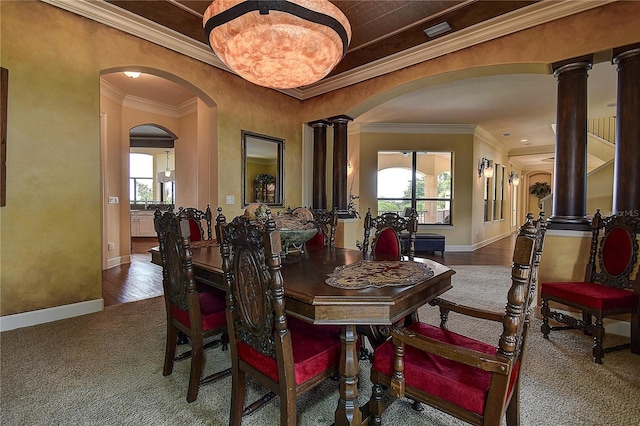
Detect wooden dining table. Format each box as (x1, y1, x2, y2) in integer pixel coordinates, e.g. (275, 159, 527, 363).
(151, 243, 455, 425)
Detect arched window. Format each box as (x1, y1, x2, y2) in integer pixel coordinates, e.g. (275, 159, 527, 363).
(377, 151, 452, 225)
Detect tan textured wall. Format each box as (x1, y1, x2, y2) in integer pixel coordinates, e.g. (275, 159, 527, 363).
(0, 1, 303, 315)
(356, 132, 473, 246)
(1, 1, 639, 316)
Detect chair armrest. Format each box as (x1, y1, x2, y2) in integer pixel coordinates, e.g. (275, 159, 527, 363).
(391, 327, 509, 374)
(387, 326, 510, 400)
(430, 297, 503, 328)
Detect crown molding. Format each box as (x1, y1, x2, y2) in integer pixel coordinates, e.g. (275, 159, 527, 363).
(99, 78, 126, 104)
(350, 122, 476, 135)
(43, 0, 615, 101)
(100, 78, 196, 118)
(41, 0, 228, 69)
(293, 0, 616, 99)
(474, 126, 506, 152)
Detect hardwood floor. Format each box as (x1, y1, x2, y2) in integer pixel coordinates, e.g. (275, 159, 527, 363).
(102, 238, 163, 307)
(101, 235, 516, 307)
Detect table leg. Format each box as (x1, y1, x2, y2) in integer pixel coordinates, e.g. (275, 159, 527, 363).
(335, 324, 363, 426)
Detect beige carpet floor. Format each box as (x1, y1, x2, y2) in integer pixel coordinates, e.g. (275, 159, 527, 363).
(1, 265, 639, 425)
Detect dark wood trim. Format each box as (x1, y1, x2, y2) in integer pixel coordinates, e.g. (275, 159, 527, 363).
(1, 67, 8, 206)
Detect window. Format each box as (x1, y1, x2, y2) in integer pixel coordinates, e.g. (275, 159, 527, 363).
(377, 151, 452, 225)
(129, 153, 154, 204)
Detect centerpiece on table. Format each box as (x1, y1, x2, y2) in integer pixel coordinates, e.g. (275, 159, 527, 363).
(244, 204, 318, 261)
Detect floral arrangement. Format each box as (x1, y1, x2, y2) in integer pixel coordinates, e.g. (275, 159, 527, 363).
(529, 181, 551, 199)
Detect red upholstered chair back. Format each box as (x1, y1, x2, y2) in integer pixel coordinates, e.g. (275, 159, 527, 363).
(373, 227, 401, 260)
(362, 208, 418, 260)
(308, 207, 338, 248)
(177, 206, 213, 241)
(590, 212, 640, 290)
(601, 226, 633, 277)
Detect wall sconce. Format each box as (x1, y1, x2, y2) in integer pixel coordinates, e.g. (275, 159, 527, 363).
(123, 71, 141, 78)
(347, 160, 353, 175)
(478, 157, 494, 178)
(508, 171, 520, 186)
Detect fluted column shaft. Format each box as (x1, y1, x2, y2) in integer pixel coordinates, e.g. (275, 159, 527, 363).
(612, 43, 640, 214)
(308, 120, 331, 209)
(549, 57, 592, 229)
(329, 115, 352, 214)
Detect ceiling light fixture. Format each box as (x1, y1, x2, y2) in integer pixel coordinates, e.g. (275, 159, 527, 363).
(164, 151, 172, 178)
(123, 71, 141, 78)
(203, 0, 351, 89)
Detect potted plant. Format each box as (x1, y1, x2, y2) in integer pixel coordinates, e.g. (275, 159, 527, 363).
(529, 181, 551, 209)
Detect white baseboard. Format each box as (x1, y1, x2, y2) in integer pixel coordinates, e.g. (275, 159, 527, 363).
(106, 255, 124, 269)
(0, 299, 104, 332)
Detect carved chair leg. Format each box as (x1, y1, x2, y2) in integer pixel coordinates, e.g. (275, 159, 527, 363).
(505, 380, 521, 426)
(369, 383, 387, 426)
(186, 336, 204, 402)
(541, 298, 550, 339)
(583, 312, 594, 335)
(221, 331, 229, 351)
(230, 369, 246, 426)
(438, 307, 450, 330)
(592, 316, 605, 364)
(164, 326, 178, 376)
(631, 311, 640, 355)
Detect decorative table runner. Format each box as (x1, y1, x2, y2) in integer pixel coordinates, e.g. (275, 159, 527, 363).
(190, 240, 218, 249)
(326, 260, 434, 289)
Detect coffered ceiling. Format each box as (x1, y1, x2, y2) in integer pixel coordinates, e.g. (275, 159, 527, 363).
(46, 0, 620, 171)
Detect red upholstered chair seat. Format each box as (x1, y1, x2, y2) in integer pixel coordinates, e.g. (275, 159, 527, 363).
(170, 288, 227, 331)
(372, 322, 519, 416)
(237, 318, 342, 385)
(541, 282, 638, 311)
(374, 227, 401, 260)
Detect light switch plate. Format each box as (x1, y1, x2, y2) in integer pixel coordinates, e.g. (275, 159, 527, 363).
(226, 195, 235, 205)
(108, 196, 119, 204)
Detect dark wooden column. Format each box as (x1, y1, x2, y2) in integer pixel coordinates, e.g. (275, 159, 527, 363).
(308, 120, 331, 209)
(328, 115, 353, 215)
(548, 56, 593, 230)
(612, 43, 640, 214)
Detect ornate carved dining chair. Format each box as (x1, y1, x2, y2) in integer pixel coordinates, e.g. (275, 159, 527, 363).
(362, 207, 418, 260)
(369, 214, 540, 426)
(216, 209, 342, 425)
(541, 210, 640, 364)
(306, 207, 338, 248)
(154, 210, 230, 403)
(177, 205, 213, 241)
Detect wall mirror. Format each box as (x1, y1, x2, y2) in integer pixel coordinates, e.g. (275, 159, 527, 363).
(242, 130, 284, 207)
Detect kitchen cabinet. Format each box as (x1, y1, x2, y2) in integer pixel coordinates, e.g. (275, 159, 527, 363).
(131, 210, 156, 237)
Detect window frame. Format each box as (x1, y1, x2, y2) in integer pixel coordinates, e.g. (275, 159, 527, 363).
(376, 150, 453, 226)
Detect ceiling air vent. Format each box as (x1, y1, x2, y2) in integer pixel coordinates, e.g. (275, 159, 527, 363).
(424, 21, 452, 38)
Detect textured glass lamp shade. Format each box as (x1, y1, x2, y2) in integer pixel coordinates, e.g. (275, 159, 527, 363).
(204, 0, 351, 89)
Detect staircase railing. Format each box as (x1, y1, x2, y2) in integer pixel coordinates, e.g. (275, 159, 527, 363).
(588, 116, 616, 144)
